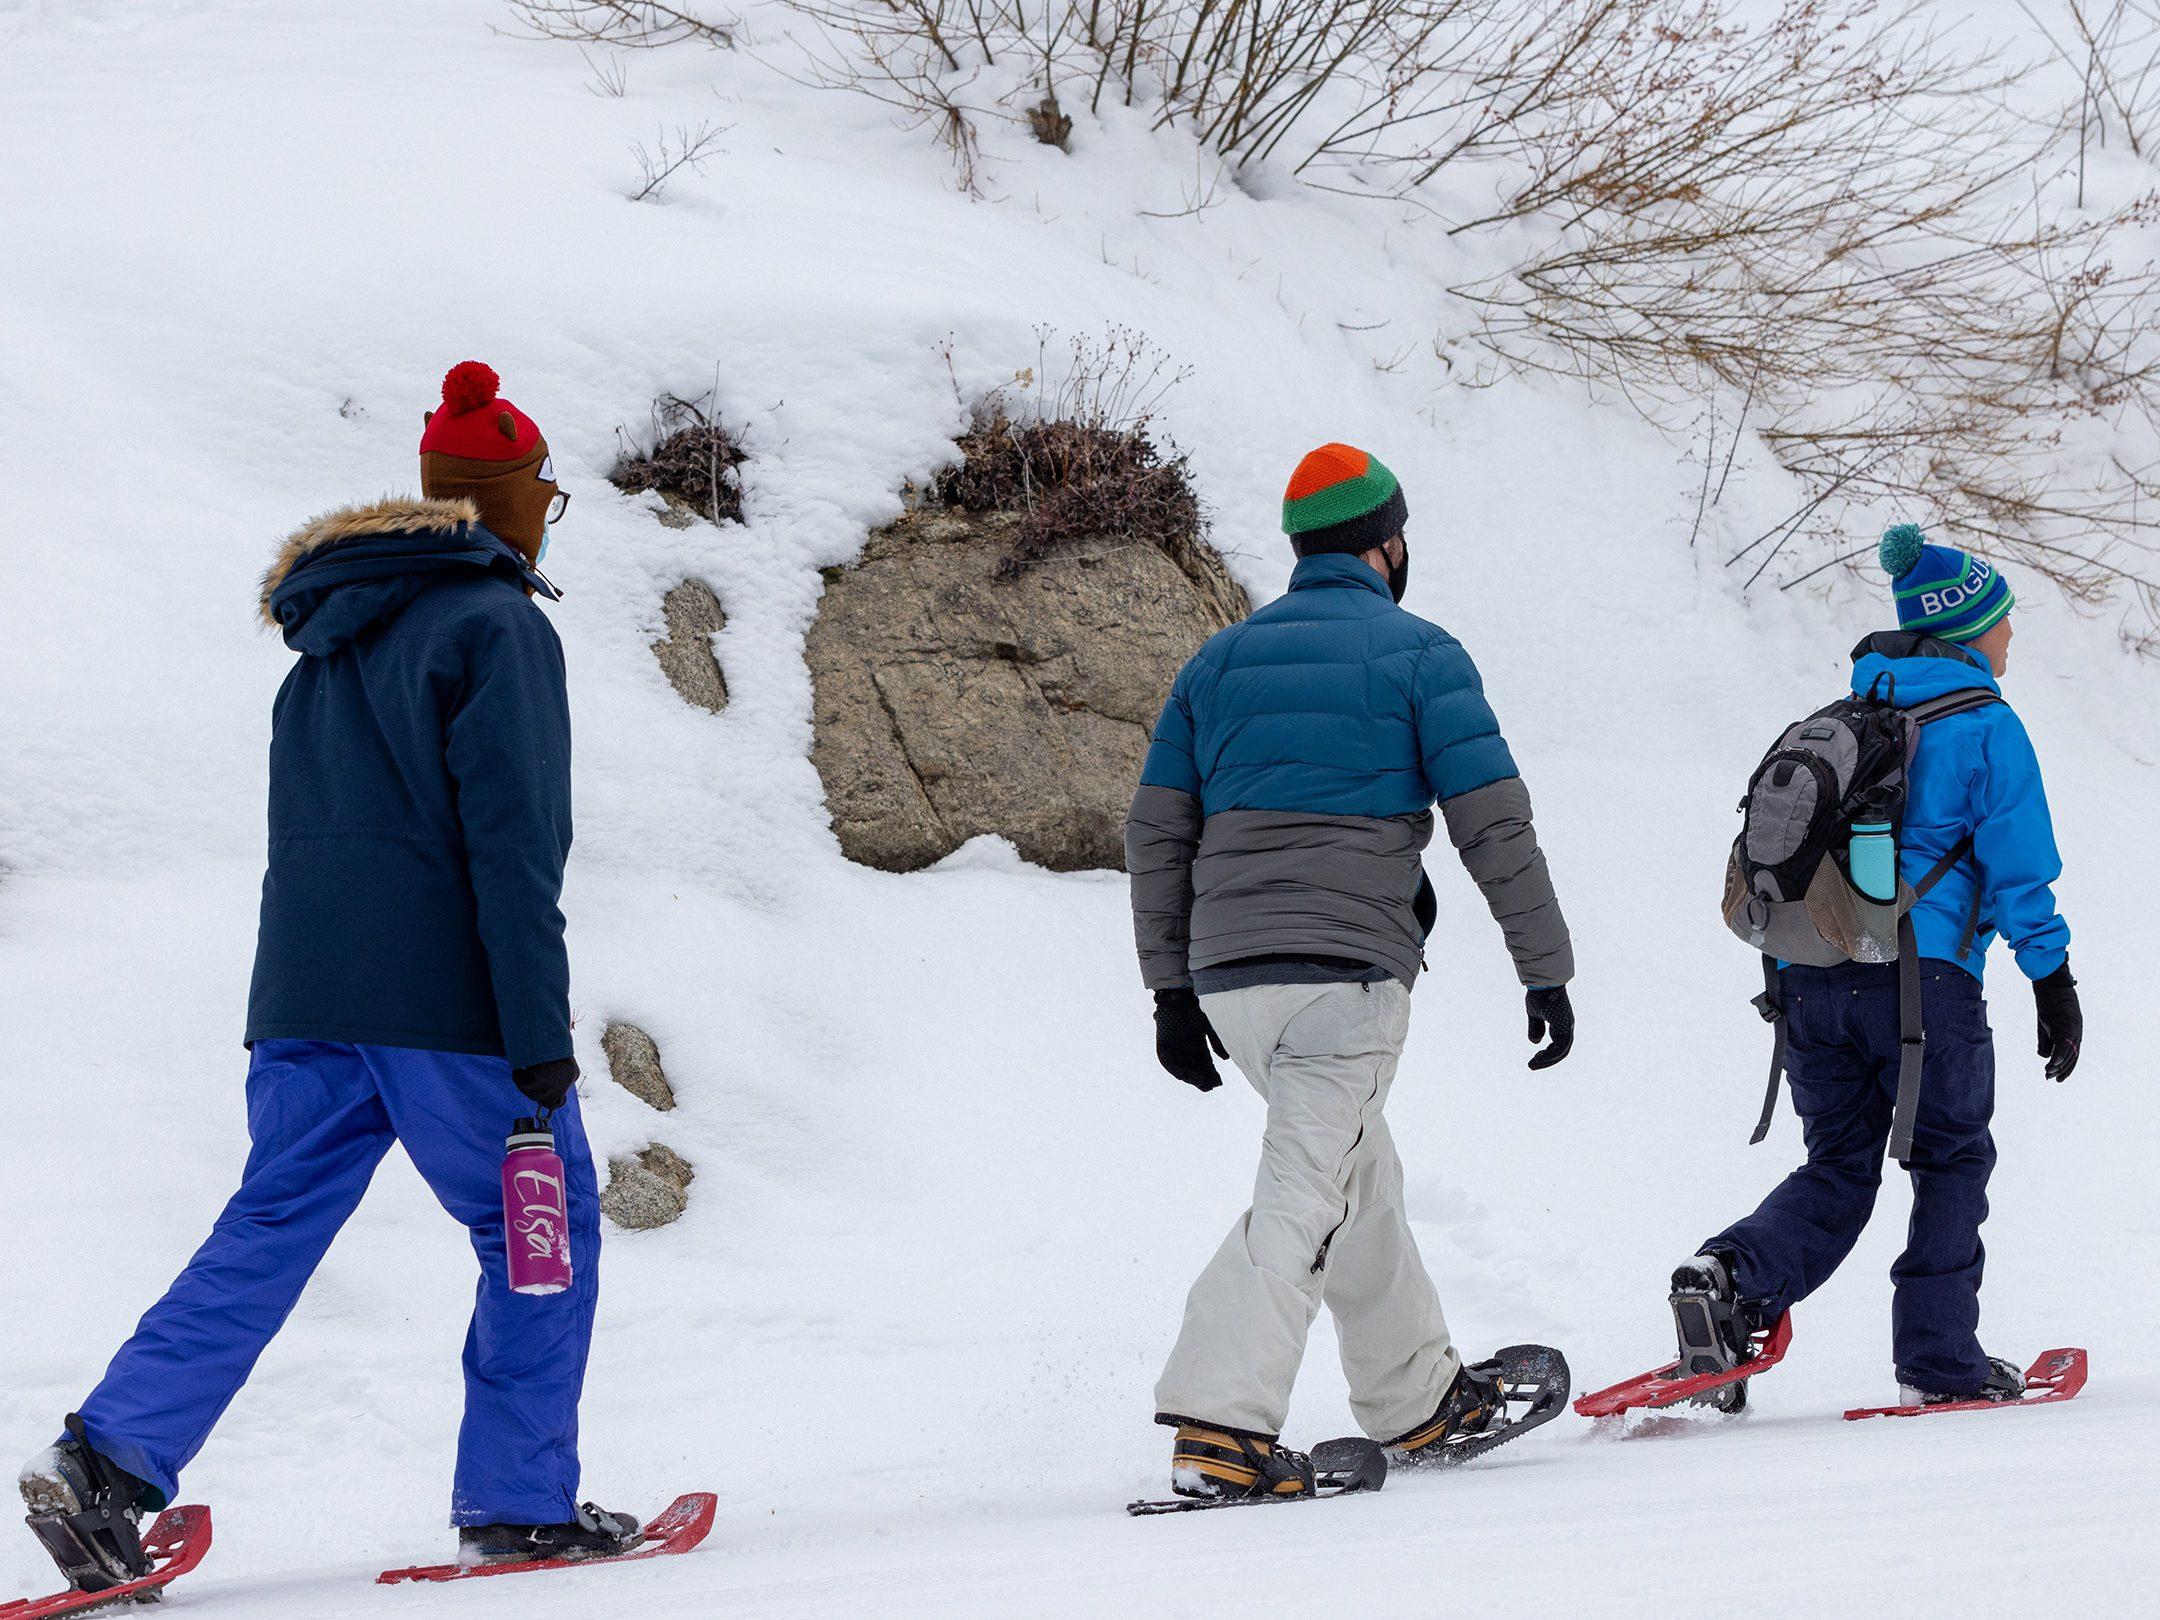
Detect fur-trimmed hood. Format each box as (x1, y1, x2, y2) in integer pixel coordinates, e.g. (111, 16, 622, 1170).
(259, 496, 480, 627)
(260, 495, 554, 656)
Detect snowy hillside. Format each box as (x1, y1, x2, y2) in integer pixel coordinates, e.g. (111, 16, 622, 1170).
(2, 1, 2156, 1614)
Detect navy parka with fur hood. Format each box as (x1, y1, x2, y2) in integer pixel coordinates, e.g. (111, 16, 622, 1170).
(244, 498, 573, 1073)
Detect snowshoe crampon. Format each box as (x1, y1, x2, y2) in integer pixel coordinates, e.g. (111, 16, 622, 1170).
(1126, 1437, 1385, 1516)
(1845, 1348, 2087, 1421)
(1391, 1344, 1572, 1469)
(377, 1493, 715, 1584)
(2, 1506, 210, 1620)
(1574, 1313, 1794, 1419)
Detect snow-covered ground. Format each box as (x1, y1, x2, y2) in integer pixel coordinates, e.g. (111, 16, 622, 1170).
(2, 1, 2155, 1613)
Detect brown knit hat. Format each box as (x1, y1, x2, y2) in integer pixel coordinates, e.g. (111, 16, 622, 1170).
(418, 362, 559, 563)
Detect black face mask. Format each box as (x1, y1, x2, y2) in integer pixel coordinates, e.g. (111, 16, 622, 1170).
(1386, 539, 1410, 603)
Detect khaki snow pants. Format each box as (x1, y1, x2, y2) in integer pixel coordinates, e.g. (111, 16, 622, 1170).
(1154, 979, 1459, 1441)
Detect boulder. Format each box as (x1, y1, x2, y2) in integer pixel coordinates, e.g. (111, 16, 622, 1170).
(600, 1142, 695, 1231)
(651, 579, 728, 714)
(806, 505, 1246, 872)
(600, 1022, 676, 1112)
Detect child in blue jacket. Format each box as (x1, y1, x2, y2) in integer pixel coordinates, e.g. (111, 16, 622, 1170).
(1674, 527, 2082, 1406)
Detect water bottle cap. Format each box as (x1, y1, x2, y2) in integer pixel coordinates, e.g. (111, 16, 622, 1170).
(507, 1117, 556, 1151)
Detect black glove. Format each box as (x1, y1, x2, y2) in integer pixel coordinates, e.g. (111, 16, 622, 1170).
(513, 1056, 580, 1111)
(1154, 988, 1227, 1092)
(1525, 985, 1574, 1071)
(2034, 961, 2081, 1083)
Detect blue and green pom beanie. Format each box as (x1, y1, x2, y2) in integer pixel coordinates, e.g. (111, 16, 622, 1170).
(1878, 524, 2014, 643)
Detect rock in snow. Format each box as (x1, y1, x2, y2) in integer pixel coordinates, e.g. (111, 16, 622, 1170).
(600, 1022, 677, 1112)
(650, 579, 730, 714)
(600, 1142, 696, 1231)
(806, 505, 1244, 872)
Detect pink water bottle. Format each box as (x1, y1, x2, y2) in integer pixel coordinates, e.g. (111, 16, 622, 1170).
(502, 1117, 573, 1296)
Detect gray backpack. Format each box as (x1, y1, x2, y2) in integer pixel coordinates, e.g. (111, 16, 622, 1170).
(1720, 685, 1999, 1159)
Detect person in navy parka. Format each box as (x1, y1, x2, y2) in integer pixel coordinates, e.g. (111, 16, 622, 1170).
(1126, 444, 1577, 1501)
(1675, 527, 2083, 1406)
(18, 364, 637, 1592)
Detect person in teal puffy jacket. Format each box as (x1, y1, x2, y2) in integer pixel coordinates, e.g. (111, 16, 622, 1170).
(1677, 527, 2082, 1407)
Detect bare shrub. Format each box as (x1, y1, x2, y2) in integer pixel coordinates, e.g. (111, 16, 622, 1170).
(1437, 4, 2160, 618)
(761, 1, 1005, 191)
(517, 0, 2160, 632)
(504, 0, 736, 48)
(611, 393, 749, 526)
(582, 47, 632, 95)
(2022, 0, 2160, 191)
(628, 119, 728, 201)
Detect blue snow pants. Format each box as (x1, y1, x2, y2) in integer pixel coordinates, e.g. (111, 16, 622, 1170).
(71, 1040, 601, 1526)
(1707, 960, 1997, 1395)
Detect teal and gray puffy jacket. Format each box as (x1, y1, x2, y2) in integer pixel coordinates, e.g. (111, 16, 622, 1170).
(1125, 552, 1573, 991)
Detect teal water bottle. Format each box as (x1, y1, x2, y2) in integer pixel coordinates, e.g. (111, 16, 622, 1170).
(1849, 820, 1897, 901)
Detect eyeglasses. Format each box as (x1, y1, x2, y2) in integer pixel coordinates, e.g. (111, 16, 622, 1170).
(546, 489, 571, 525)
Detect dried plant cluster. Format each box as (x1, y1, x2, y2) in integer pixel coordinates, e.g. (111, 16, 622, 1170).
(610, 392, 749, 526)
(936, 330, 1208, 581)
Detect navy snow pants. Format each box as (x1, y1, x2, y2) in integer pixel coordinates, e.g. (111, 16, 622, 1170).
(1707, 960, 1997, 1396)
(72, 1040, 601, 1525)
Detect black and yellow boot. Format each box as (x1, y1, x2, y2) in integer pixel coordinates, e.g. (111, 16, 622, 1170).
(1164, 1422, 1316, 1502)
(1388, 1359, 1506, 1456)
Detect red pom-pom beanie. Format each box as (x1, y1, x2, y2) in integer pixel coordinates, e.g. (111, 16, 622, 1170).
(419, 361, 557, 562)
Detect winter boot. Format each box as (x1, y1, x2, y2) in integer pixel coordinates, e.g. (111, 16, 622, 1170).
(1166, 1424, 1316, 1502)
(1670, 1252, 1754, 1412)
(457, 1503, 643, 1568)
(1387, 1357, 1506, 1455)
(18, 1415, 160, 1594)
(1898, 1356, 2027, 1408)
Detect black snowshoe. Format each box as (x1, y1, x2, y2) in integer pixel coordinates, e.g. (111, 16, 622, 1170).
(1388, 1344, 1572, 1468)
(1670, 1254, 1755, 1413)
(457, 1503, 643, 1568)
(18, 1415, 159, 1594)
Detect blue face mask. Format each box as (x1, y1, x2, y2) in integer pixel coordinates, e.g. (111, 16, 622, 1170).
(536, 455, 562, 566)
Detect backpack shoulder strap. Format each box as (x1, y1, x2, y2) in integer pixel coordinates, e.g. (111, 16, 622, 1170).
(1911, 831, 1976, 901)
(1905, 689, 2003, 726)
(1887, 914, 1927, 1165)
(1748, 955, 1787, 1146)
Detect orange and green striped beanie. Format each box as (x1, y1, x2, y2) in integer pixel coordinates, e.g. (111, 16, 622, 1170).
(1282, 443, 1408, 556)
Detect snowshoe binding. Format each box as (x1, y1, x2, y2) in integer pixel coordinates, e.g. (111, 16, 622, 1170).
(1388, 1344, 1572, 1468)
(17, 1417, 159, 1596)
(1899, 1355, 2027, 1408)
(1390, 1360, 1505, 1454)
(1669, 1254, 1755, 1413)
(1128, 1424, 1385, 1515)
(1167, 1425, 1317, 1503)
(457, 1503, 642, 1569)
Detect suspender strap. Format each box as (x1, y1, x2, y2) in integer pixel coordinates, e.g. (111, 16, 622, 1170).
(1887, 912, 1926, 1165)
(1748, 954, 1786, 1146)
